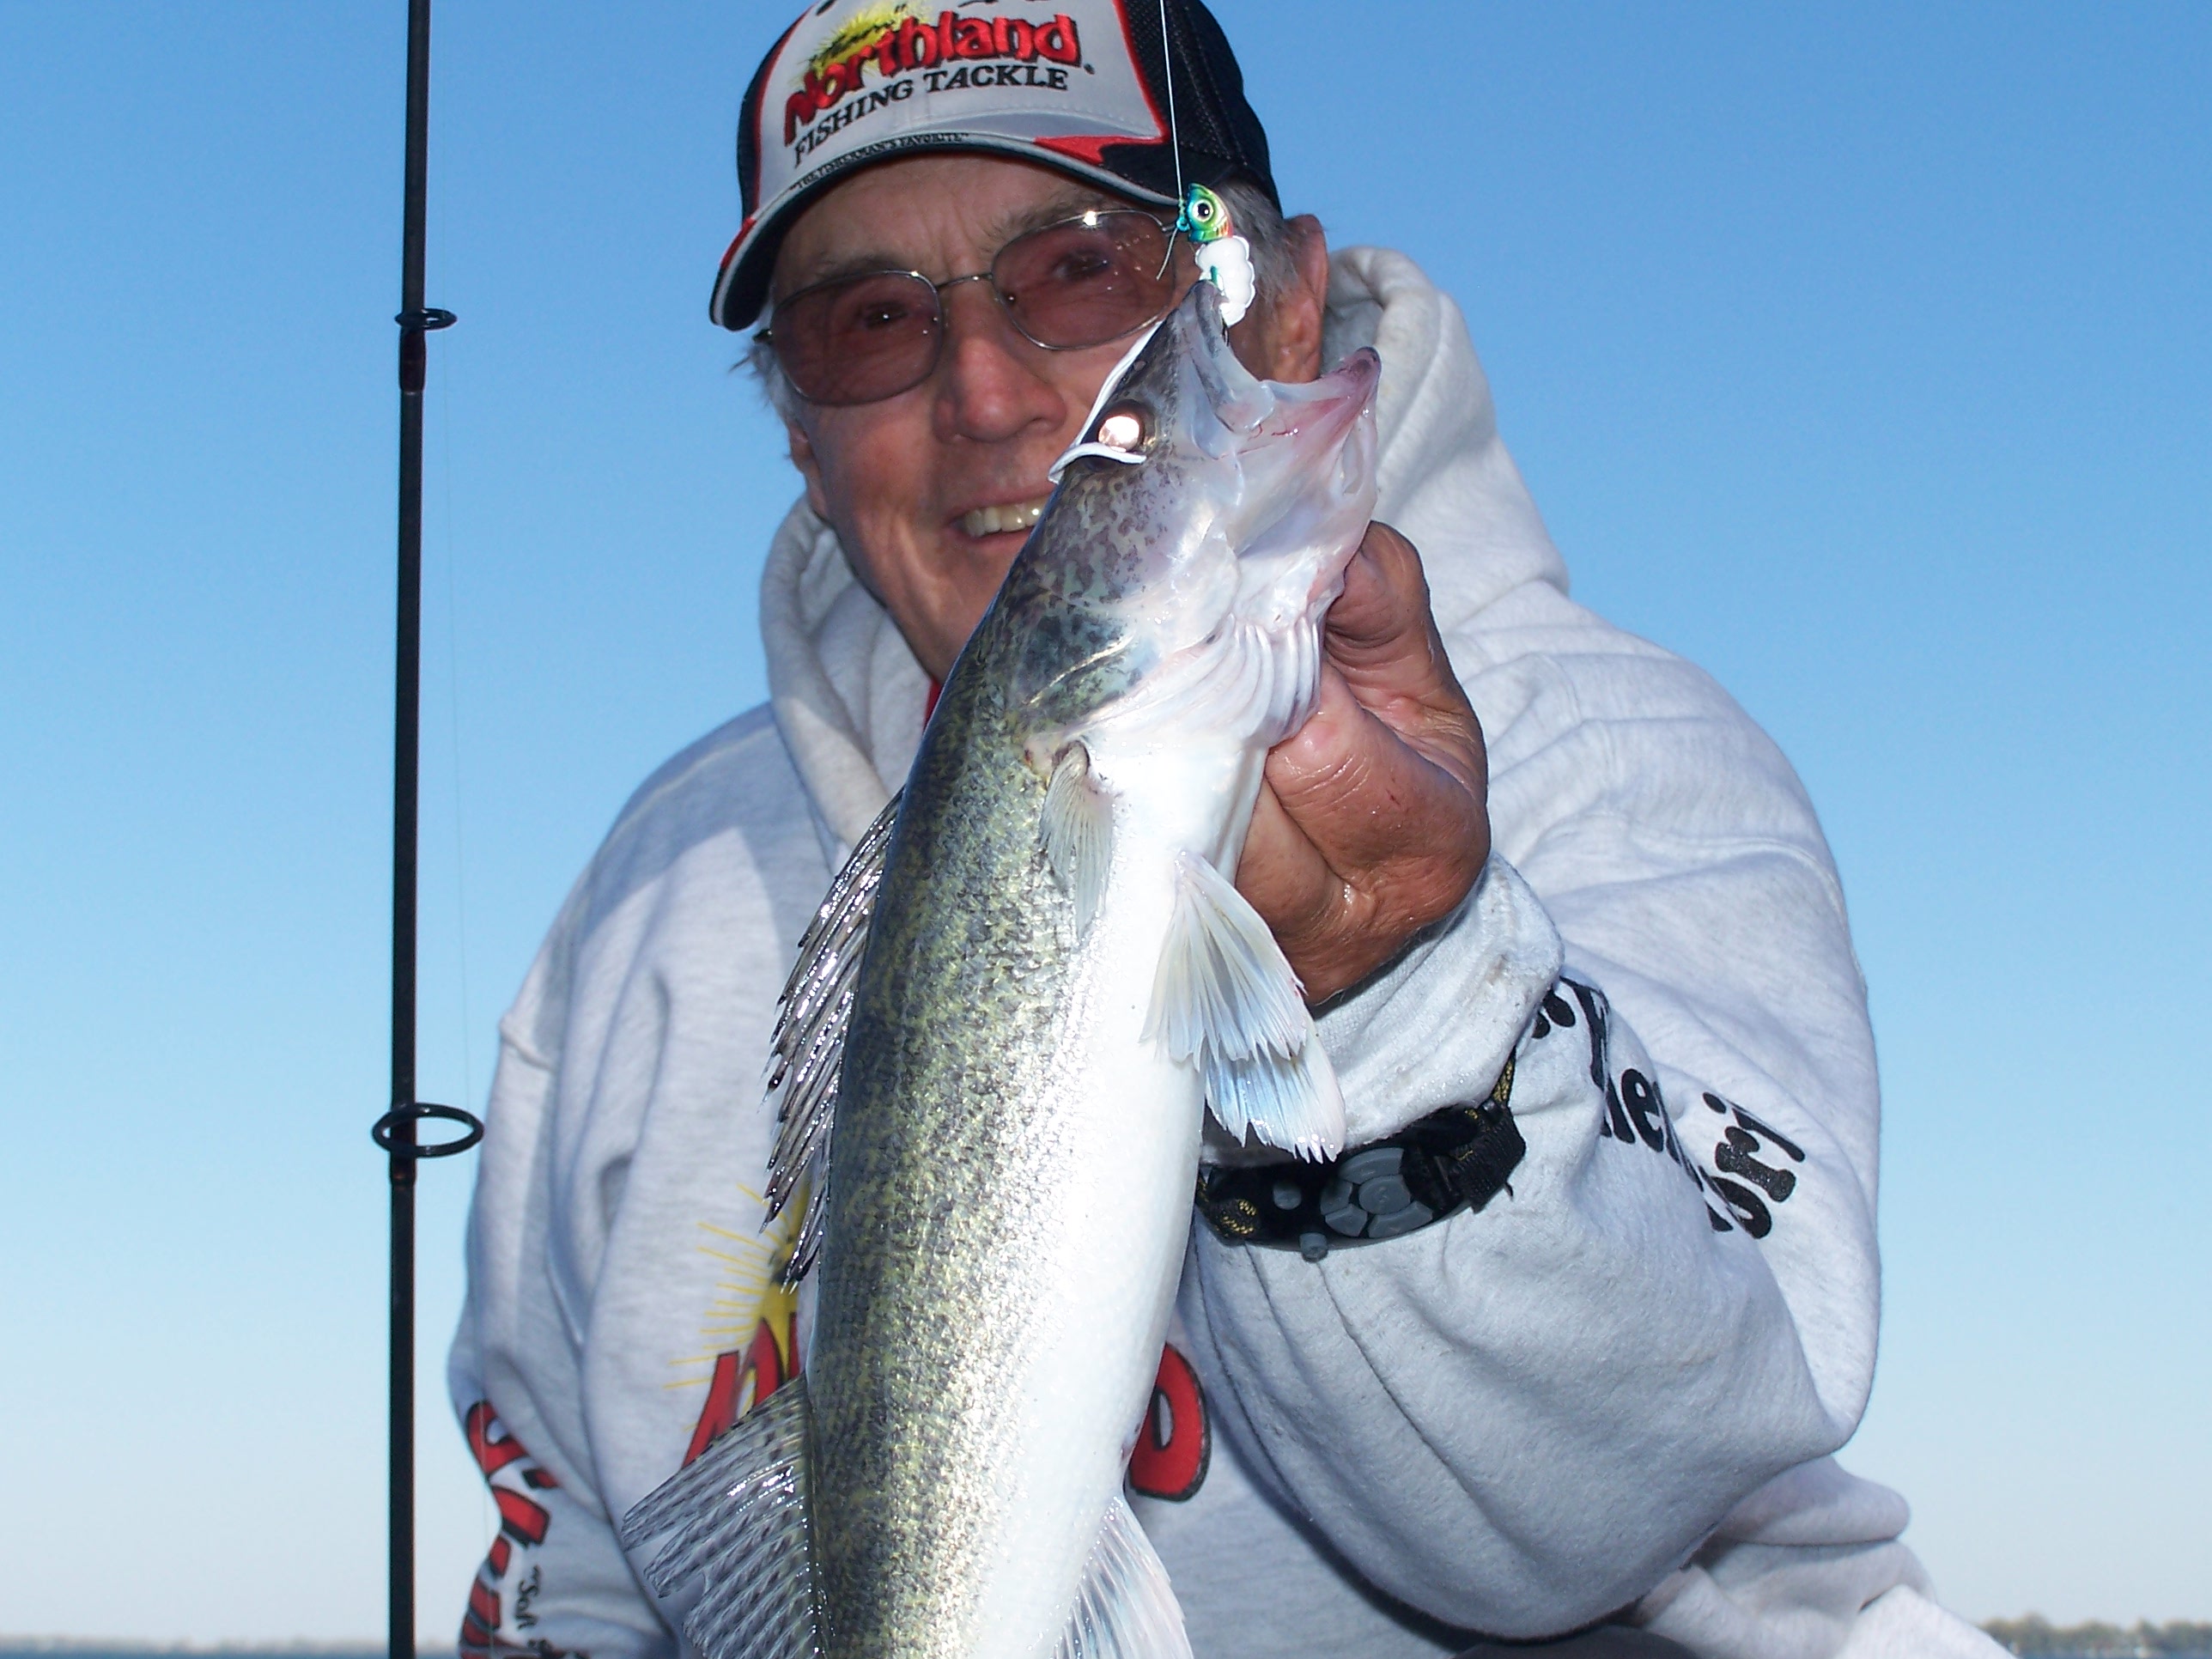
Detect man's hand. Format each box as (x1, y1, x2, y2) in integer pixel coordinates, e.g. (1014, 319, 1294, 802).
(1236, 523, 1490, 1006)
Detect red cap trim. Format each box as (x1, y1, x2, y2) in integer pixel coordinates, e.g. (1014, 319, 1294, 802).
(1033, 133, 1131, 167)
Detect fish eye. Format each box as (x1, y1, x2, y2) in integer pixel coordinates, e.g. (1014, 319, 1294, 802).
(1094, 403, 1146, 452)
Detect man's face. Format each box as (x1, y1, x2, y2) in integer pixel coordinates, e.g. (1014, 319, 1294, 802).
(770, 155, 1191, 681)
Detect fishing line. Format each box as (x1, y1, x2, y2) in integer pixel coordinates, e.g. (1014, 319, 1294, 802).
(1151, 0, 1254, 326)
(430, 20, 471, 1117)
(413, 76, 492, 1593)
(430, 83, 501, 1613)
(433, 294, 496, 1590)
(436, 321, 477, 1120)
(1159, 0, 1185, 213)
(1153, 0, 1185, 279)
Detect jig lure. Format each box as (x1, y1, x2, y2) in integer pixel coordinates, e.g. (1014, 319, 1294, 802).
(1178, 183, 1255, 327)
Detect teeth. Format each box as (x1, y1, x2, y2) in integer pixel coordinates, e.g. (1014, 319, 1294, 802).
(960, 499, 1048, 538)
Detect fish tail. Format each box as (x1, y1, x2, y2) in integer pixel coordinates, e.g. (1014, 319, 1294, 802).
(1056, 1492, 1194, 1659)
(620, 1376, 819, 1659)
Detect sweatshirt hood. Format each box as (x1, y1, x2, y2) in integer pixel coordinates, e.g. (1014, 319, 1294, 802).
(762, 244, 1569, 850)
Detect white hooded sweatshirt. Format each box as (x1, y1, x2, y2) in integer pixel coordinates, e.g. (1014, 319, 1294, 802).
(447, 248, 2002, 1659)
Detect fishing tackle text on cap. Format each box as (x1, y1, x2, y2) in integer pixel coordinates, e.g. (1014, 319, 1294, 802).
(713, 0, 1279, 331)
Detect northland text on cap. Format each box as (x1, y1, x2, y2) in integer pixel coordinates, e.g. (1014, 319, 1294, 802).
(712, 0, 1277, 331)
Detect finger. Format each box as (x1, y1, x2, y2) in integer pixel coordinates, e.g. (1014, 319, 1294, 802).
(1311, 525, 1485, 793)
(1234, 523, 1492, 1001)
(1240, 728, 1488, 1003)
(1237, 664, 1488, 1006)
(1235, 771, 1344, 951)
(1264, 661, 1485, 879)
(1278, 632, 1485, 809)
(1321, 522, 1437, 678)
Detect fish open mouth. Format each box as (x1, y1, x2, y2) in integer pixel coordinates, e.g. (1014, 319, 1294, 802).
(1182, 280, 1378, 435)
(1236, 348, 1380, 490)
(1170, 283, 1382, 610)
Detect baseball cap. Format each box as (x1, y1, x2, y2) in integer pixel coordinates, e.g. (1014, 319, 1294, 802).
(711, 0, 1278, 331)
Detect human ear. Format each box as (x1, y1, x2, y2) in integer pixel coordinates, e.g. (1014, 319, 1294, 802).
(786, 418, 832, 520)
(1230, 214, 1330, 385)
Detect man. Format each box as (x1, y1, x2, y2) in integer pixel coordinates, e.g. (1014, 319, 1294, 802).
(449, 4, 2001, 1656)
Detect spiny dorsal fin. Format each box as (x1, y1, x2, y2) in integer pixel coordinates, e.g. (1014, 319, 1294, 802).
(1042, 741, 1113, 934)
(620, 1376, 817, 1659)
(1145, 852, 1345, 1162)
(765, 791, 901, 1281)
(1055, 1492, 1194, 1659)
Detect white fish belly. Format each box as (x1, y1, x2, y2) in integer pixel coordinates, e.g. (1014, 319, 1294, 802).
(963, 852, 1206, 1659)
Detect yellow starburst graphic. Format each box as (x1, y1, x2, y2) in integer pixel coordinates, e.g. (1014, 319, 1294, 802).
(664, 1180, 808, 1393)
(659, 1182, 813, 1462)
(809, 2, 922, 77)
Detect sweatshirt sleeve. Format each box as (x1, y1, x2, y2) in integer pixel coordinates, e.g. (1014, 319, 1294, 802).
(442, 716, 817, 1659)
(1178, 588, 1882, 1638)
(446, 968, 679, 1659)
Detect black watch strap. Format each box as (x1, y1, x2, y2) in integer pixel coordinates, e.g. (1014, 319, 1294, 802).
(1196, 1057, 1525, 1261)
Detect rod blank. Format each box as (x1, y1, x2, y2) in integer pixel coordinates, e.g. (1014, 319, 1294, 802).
(383, 5, 475, 1659)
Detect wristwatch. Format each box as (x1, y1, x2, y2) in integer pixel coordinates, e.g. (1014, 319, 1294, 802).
(1196, 1058, 1523, 1261)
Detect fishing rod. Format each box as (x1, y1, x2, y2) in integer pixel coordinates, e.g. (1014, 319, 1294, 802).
(370, 4, 481, 1659)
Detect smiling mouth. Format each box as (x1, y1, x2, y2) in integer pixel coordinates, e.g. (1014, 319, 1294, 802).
(958, 498, 1049, 539)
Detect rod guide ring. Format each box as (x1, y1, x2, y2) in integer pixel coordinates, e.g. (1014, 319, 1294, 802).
(373, 1100, 484, 1158)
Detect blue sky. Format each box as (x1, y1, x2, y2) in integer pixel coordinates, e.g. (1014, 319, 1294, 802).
(1, 0, 2204, 1643)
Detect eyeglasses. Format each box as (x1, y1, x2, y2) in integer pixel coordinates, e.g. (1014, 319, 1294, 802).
(760, 210, 1186, 407)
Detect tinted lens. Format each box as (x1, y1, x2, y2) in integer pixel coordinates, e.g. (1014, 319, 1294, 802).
(994, 212, 1179, 350)
(771, 270, 943, 405)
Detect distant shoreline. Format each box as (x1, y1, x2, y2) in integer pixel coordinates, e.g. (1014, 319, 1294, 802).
(1984, 1619, 2212, 1659)
(0, 1643, 386, 1656)
(9, 1616, 2207, 1659)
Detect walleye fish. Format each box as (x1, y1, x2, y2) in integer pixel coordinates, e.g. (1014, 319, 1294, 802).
(622, 283, 1382, 1659)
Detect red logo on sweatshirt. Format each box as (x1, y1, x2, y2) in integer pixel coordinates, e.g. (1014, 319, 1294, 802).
(1127, 1344, 1210, 1502)
(459, 1403, 568, 1659)
(683, 1305, 802, 1465)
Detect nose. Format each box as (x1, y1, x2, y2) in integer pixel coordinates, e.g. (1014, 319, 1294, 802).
(929, 279, 1069, 447)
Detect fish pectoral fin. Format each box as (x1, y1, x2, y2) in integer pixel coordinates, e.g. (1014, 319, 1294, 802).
(1197, 1037, 1346, 1165)
(1042, 741, 1113, 933)
(1146, 853, 1346, 1163)
(768, 791, 902, 1283)
(1057, 1493, 1194, 1659)
(619, 1376, 819, 1659)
